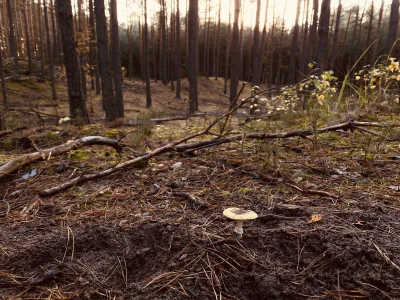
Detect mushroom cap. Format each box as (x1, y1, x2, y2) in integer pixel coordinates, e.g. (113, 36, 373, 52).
(223, 207, 258, 220)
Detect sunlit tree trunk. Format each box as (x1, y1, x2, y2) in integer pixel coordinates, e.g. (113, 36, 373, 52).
(188, 0, 198, 113)
(55, 0, 89, 124)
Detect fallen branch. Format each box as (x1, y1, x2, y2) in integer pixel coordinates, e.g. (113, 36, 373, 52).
(0, 136, 121, 179)
(37, 120, 400, 197)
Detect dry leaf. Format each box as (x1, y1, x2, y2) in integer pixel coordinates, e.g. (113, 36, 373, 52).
(308, 214, 322, 224)
(353, 220, 367, 226)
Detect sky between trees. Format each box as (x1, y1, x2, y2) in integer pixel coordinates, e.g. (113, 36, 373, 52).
(117, 0, 382, 27)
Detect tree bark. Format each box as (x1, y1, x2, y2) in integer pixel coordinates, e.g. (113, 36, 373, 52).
(144, 0, 152, 107)
(316, 0, 331, 70)
(55, 0, 89, 125)
(288, 0, 302, 84)
(275, 0, 287, 85)
(175, 0, 181, 98)
(6, 0, 20, 76)
(38, 0, 45, 81)
(43, 0, 57, 101)
(251, 0, 262, 86)
(307, 0, 319, 72)
(88, 0, 101, 94)
(94, 0, 117, 121)
(49, 0, 59, 66)
(110, 0, 124, 118)
(188, 0, 198, 113)
(329, 0, 342, 70)
(21, 0, 33, 74)
(229, 0, 240, 105)
(223, 0, 231, 94)
(0, 43, 7, 108)
(370, 1, 384, 65)
(386, 0, 399, 55)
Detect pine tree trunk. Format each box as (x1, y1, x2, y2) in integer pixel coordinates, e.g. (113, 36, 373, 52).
(188, 0, 198, 113)
(229, 0, 240, 105)
(347, 6, 359, 71)
(299, 0, 310, 78)
(251, 0, 262, 86)
(307, 0, 319, 72)
(316, 0, 330, 70)
(288, 0, 301, 84)
(49, 0, 59, 66)
(38, 0, 45, 81)
(160, 0, 168, 84)
(44, 0, 57, 100)
(21, 0, 32, 74)
(259, 0, 269, 84)
(6, 0, 20, 76)
(55, 0, 89, 125)
(386, 0, 399, 54)
(275, 0, 287, 85)
(370, 1, 384, 65)
(144, 0, 152, 107)
(94, 0, 117, 121)
(214, 0, 221, 80)
(110, 0, 124, 117)
(329, 0, 342, 70)
(175, 0, 181, 99)
(0, 45, 7, 108)
(223, 0, 231, 95)
(88, 0, 100, 94)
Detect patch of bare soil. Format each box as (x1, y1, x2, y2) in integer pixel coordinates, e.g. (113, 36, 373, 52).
(1, 78, 400, 299)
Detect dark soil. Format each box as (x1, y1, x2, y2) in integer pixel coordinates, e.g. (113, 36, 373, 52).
(1, 78, 400, 299)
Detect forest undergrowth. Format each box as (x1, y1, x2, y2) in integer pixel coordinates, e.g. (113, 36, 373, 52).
(1, 68, 400, 299)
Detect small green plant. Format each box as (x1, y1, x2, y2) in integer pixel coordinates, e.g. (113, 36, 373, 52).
(354, 57, 400, 110)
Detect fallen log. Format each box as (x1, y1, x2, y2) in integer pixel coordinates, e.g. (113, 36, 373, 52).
(0, 136, 121, 179)
(38, 120, 400, 197)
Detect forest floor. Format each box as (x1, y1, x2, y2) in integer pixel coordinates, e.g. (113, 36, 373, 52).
(1, 75, 400, 299)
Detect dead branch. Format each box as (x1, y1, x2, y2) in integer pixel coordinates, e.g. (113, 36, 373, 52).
(0, 136, 122, 179)
(37, 119, 400, 197)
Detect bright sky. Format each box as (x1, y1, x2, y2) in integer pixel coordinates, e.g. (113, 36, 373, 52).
(117, 0, 383, 28)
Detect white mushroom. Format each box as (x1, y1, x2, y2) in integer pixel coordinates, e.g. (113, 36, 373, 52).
(223, 207, 258, 236)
